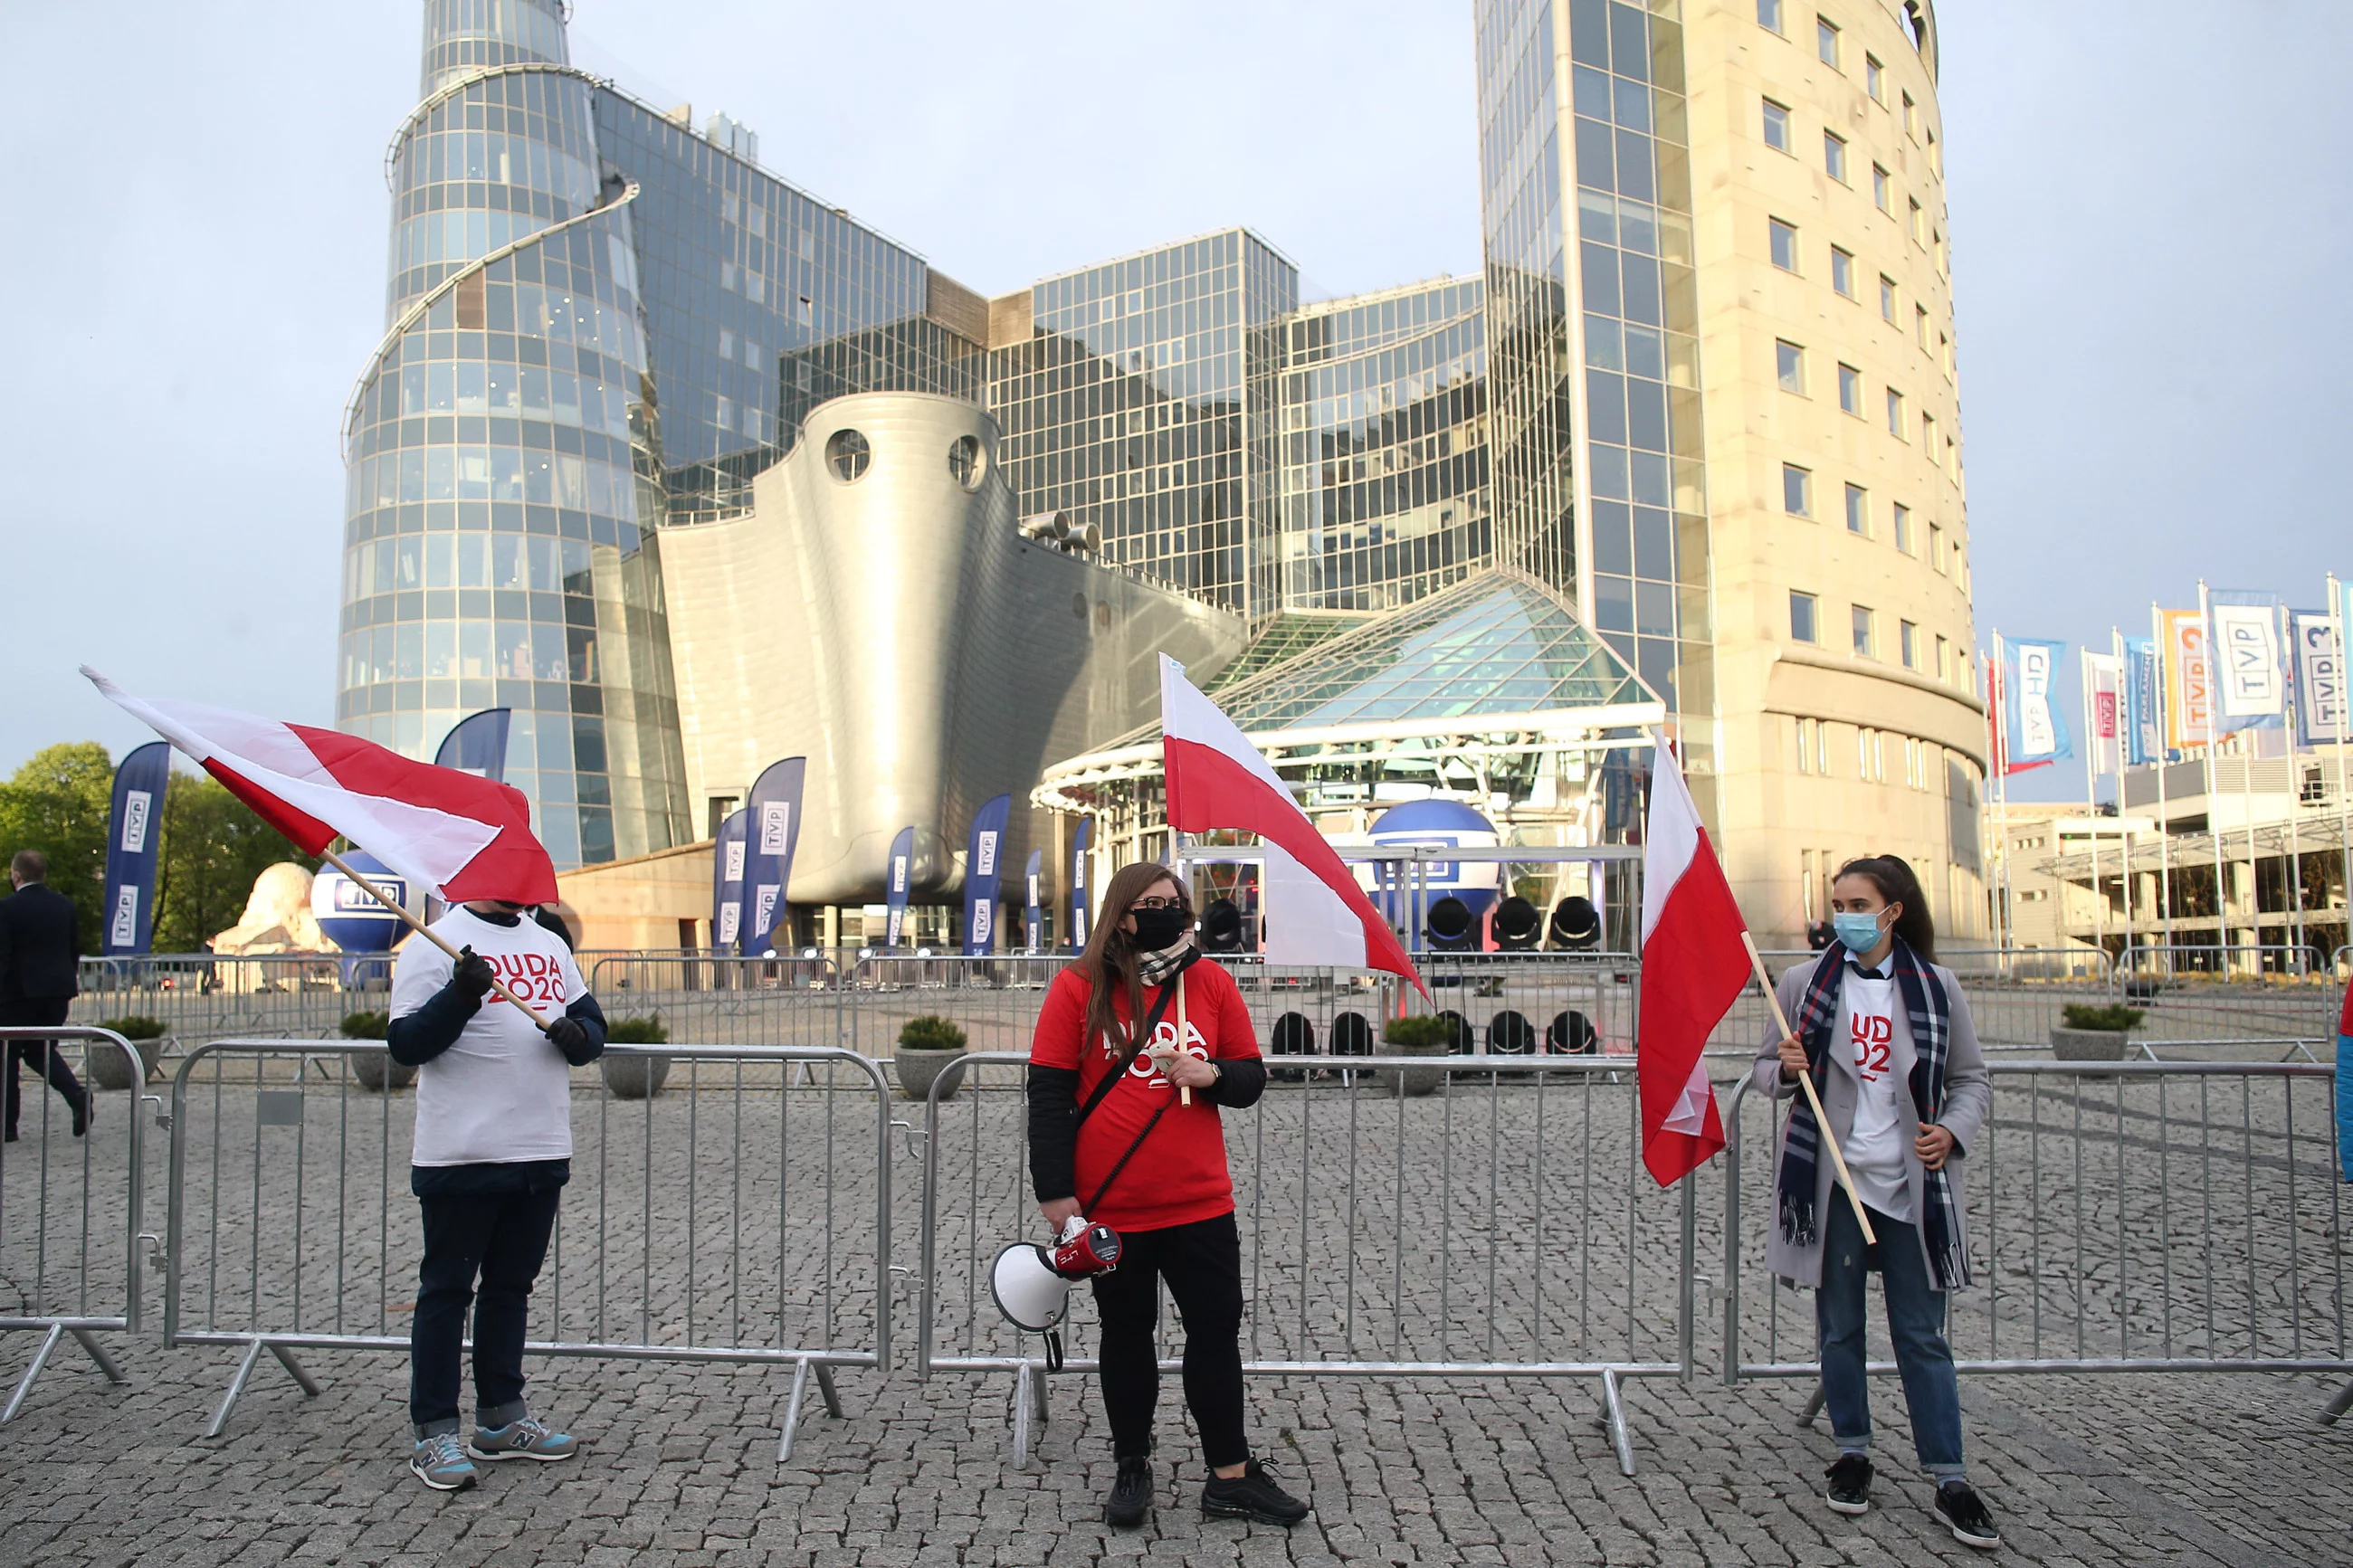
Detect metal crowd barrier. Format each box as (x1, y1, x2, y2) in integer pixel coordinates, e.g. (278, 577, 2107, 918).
(0, 1027, 155, 1421)
(915, 1050, 1694, 1475)
(71, 954, 354, 1048)
(586, 955, 843, 1052)
(160, 1039, 895, 1458)
(1720, 1060, 2353, 1420)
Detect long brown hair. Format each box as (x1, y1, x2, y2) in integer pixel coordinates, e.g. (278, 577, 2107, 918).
(1078, 861, 1191, 1054)
(1834, 854, 1937, 963)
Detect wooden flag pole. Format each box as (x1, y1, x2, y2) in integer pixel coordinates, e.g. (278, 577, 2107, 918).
(320, 848, 552, 1031)
(1741, 931, 1875, 1246)
(1176, 970, 1191, 1107)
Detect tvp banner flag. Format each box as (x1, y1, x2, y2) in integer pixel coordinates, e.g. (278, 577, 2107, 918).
(2293, 608, 2346, 747)
(2208, 591, 2286, 733)
(2122, 637, 2163, 765)
(1070, 817, 1092, 951)
(432, 708, 511, 780)
(2159, 608, 2214, 750)
(883, 826, 915, 949)
(2084, 651, 2123, 776)
(2003, 638, 2072, 769)
(739, 757, 805, 955)
(710, 808, 748, 953)
(961, 794, 1012, 956)
(102, 741, 171, 955)
(1024, 849, 1043, 951)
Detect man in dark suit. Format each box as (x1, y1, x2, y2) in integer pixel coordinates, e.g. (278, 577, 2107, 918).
(0, 850, 91, 1140)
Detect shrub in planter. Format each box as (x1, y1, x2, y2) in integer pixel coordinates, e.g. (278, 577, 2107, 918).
(340, 1009, 415, 1091)
(1380, 1014, 1454, 1097)
(89, 1015, 167, 1091)
(894, 1015, 969, 1101)
(2052, 1002, 2145, 1062)
(601, 1013, 672, 1099)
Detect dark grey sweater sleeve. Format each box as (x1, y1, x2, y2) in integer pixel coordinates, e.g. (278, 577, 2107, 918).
(1026, 1065, 1081, 1203)
(1205, 1055, 1267, 1108)
(386, 982, 482, 1066)
(558, 991, 607, 1066)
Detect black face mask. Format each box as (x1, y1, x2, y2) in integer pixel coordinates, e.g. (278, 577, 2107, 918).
(1126, 905, 1190, 952)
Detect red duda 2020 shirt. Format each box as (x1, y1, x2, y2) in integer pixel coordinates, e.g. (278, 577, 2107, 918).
(1028, 959, 1261, 1233)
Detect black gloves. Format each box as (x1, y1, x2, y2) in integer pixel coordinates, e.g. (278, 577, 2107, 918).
(546, 1016, 589, 1054)
(451, 946, 497, 1001)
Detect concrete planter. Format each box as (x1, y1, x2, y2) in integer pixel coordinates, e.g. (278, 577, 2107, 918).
(348, 1049, 417, 1092)
(2050, 1026, 2129, 1062)
(1379, 1037, 1451, 1098)
(87, 1035, 165, 1092)
(894, 1048, 968, 1102)
(601, 1052, 673, 1099)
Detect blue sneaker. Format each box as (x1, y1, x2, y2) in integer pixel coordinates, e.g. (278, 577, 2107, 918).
(468, 1414, 578, 1462)
(410, 1430, 479, 1491)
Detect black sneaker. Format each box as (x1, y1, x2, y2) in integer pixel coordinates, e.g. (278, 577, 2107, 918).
(71, 1096, 90, 1139)
(1934, 1480, 2000, 1550)
(1824, 1453, 1872, 1516)
(1202, 1458, 1310, 1525)
(1104, 1456, 1152, 1529)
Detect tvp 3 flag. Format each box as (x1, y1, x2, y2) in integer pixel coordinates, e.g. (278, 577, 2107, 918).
(1635, 735, 1743, 1186)
(739, 758, 805, 955)
(2293, 608, 2347, 747)
(102, 740, 171, 955)
(711, 809, 748, 952)
(884, 826, 915, 949)
(961, 794, 1012, 956)
(2002, 638, 2072, 769)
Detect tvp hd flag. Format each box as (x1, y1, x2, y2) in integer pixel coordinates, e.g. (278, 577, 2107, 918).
(102, 741, 171, 955)
(739, 757, 805, 955)
(2121, 637, 2163, 765)
(884, 826, 915, 949)
(961, 794, 1012, 956)
(2207, 591, 2286, 732)
(2292, 609, 2347, 746)
(2158, 608, 2215, 749)
(710, 808, 748, 952)
(2003, 638, 2072, 767)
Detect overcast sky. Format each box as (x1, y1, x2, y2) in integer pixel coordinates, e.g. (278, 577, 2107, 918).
(3, 1, 2345, 805)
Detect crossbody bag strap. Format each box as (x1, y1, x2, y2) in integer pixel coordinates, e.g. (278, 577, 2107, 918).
(1072, 971, 1182, 1130)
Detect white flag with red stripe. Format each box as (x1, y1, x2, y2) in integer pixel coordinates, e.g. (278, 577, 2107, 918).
(1635, 734, 1746, 1186)
(86, 669, 557, 906)
(1159, 656, 1424, 993)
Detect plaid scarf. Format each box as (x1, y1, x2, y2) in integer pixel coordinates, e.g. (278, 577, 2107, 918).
(1134, 934, 1196, 991)
(1775, 936, 1970, 1289)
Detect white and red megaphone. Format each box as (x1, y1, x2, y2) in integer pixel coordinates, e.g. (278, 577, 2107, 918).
(991, 1215, 1123, 1336)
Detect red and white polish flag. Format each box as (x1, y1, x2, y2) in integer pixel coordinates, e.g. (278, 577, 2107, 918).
(1159, 656, 1425, 993)
(1635, 734, 1748, 1186)
(85, 668, 557, 906)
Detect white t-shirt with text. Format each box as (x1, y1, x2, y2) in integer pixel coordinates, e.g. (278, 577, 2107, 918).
(389, 907, 586, 1167)
(1835, 967, 1914, 1222)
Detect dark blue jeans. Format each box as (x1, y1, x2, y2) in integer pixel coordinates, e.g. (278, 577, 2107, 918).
(1816, 1199, 1965, 1476)
(410, 1183, 562, 1437)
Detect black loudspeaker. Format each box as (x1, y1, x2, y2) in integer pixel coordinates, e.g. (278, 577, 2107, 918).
(1492, 896, 1542, 951)
(1487, 1009, 1536, 1054)
(1437, 1009, 1473, 1054)
(1548, 896, 1601, 950)
(1329, 1011, 1374, 1057)
(1424, 895, 1475, 951)
(1269, 1011, 1315, 1082)
(1548, 1009, 1600, 1054)
(1200, 898, 1246, 953)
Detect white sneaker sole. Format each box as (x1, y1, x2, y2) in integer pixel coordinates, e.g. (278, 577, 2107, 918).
(1942, 1518, 2000, 1550)
(466, 1443, 576, 1462)
(410, 1460, 477, 1491)
(1826, 1495, 1869, 1516)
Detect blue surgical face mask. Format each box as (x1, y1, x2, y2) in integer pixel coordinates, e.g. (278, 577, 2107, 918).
(1832, 910, 1888, 953)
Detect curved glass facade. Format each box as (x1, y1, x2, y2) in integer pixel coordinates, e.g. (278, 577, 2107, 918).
(338, 0, 692, 867)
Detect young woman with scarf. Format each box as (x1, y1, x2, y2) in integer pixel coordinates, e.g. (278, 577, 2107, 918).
(1026, 862, 1308, 1532)
(1751, 855, 2000, 1550)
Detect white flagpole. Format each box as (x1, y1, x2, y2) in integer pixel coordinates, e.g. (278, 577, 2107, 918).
(2199, 580, 2233, 973)
(2081, 646, 2103, 961)
(2151, 603, 2175, 960)
(2335, 574, 2351, 970)
(1992, 632, 2014, 948)
(2111, 627, 2134, 952)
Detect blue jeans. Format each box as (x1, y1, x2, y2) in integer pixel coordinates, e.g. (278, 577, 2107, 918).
(410, 1183, 562, 1436)
(1816, 1199, 1964, 1477)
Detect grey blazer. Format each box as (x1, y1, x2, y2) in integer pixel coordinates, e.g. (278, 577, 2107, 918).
(1747, 952, 1991, 1289)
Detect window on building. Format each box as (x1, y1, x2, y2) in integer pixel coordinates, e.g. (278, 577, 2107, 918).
(1939, 331, 1953, 376)
(1784, 464, 1813, 517)
(1769, 217, 1799, 271)
(1817, 14, 1841, 67)
(1934, 228, 1948, 275)
(1796, 725, 1815, 776)
(1946, 433, 1959, 481)
(1857, 726, 1885, 781)
(1909, 196, 1926, 245)
(1927, 124, 1941, 175)
(1929, 520, 1945, 573)
(1762, 99, 1793, 153)
(1852, 603, 1875, 658)
(1844, 482, 1868, 535)
(1777, 339, 1806, 393)
(1758, 0, 1784, 32)
(1936, 632, 1951, 680)
(1830, 246, 1855, 298)
(1790, 589, 1819, 642)
(1901, 90, 1917, 137)
(1865, 52, 1884, 101)
(1891, 499, 1911, 551)
(1802, 847, 1818, 908)
(1922, 409, 1937, 452)
(1900, 619, 1919, 669)
(1915, 303, 1930, 349)
(1886, 386, 1904, 435)
(1838, 362, 1862, 414)
(1879, 273, 1897, 321)
(1824, 130, 1848, 182)
(1872, 164, 1890, 212)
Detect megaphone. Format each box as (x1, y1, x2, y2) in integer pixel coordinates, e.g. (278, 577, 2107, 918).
(990, 1216, 1123, 1368)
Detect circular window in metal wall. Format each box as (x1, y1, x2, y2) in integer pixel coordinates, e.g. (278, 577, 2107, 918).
(948, 434, 983, 491)
(825, 428, 871, 482)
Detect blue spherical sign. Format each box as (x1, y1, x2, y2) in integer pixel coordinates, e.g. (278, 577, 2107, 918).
(310, 851, 418, 955)
(1366, 800, 1501, 917)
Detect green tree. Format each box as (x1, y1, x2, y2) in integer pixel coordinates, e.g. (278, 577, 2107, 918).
(152, 774, 318, 953)
(0, 742, 115, 946)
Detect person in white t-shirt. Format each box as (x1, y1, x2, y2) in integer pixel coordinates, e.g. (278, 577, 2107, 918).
(386, 898, 605, 1492)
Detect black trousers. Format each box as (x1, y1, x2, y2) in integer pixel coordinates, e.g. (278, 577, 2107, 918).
(1088, 1210, 1249, 1468)
(0, 998, 83, 1136)
(410, 1183, 562, 1435)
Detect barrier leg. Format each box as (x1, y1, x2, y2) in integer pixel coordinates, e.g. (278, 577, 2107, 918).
(815, 1362, 844, 1421)
(778, 1357, 812, 1464)
(69, 1328, 127, 1385)
(1029, 1362, 1050, 1429)
(1596, 1368, 1636, 1478)
(1011, 1360, 1036, 1468)
(2320, 1377, 2353, 1426)
(1796, 1383, 1826, 1428)
(271, 1344, 321, 1397)
(1, 1324, 66, 1423)
(206, 1337, 319, 1438)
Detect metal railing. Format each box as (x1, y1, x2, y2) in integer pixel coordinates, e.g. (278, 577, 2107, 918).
(1720, 1059, 2352, 1420)
(0, 1027, 155, 1421)
(71, 954, 355, 1048)
(914, 1050, 1692, 1474)
(160, 1039, 895, 1457)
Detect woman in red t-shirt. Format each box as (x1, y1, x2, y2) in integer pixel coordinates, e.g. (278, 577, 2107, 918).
(1026, 862, 1307, 1532)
